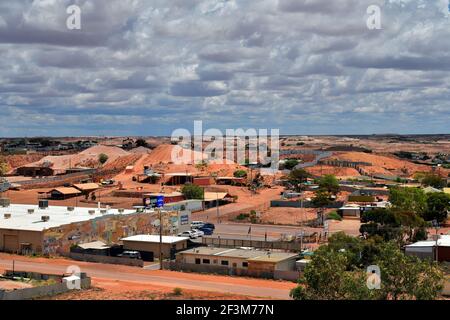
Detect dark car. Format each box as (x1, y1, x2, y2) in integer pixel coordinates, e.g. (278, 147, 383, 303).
(202, 223, 215, 230)
(198, 226, 214, 235)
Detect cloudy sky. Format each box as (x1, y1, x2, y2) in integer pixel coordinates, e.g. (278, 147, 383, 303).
(0, 0, 450, 137)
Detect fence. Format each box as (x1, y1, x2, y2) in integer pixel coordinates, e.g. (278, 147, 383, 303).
(0, 272, 91, 300)
(163, 261, 274, 279)
(13, 171, 93, 190)
(270, 200, 344, 209)
(68, 252, 144, 267)
(202, 237, 313, 250)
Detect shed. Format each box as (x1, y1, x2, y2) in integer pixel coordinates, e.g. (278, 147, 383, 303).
(50, 187, 82, 200)
(73, 183, 99, 193)
(121, 235, 189, 261)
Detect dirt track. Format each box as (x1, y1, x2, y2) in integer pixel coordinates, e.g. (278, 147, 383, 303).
(0, 254, 295, 299)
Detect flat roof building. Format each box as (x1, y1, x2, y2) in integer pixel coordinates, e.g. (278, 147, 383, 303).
(176, 247, 299, 273)
(121, 235, 189, 261)
(0, 204, 157, 255)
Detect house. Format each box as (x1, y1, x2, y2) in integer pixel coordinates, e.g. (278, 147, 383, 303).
(215, 177, 247, 186)
(192, 176, 213, 186)
(121, 235, 189, 261)
(163, 172, 194, 185)
(203, 192, 233, 209)
(405, 235, 450, 262)
(72, 183, 99, 194)
(337, 201, 389, 217)
(175, 247, 299, 279)
(49, 187, 82, 200)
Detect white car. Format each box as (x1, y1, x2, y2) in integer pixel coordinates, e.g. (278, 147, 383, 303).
(191, 221, 205, 229)
(191, 229, 204, 237)
(178, 230, 198, 239)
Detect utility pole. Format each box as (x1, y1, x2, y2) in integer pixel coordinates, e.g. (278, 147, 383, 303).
(216, 193, 219, 223)
(159, 208, 163, 270)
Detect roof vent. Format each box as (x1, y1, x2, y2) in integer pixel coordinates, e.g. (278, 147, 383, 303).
(118, 208, 125, 213)
(100, 209, 107, 215)
(41, 215, 50, 222)
(28, 209, 35, 214)
(0, 198, 10, 207)
(4, 213, 11, 219)
(88, 210, 95, 215)
(67, 206, 75, 212)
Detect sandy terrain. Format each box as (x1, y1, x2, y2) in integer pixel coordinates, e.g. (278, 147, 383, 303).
(18, 145, 130, 171)
(306, 165, 361, 178)
(45, 281, 262, 300)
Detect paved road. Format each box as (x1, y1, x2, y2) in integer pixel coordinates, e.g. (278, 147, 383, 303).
(0, 256, 293, 299)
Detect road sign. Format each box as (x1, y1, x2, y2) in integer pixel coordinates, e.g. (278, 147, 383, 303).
(156, 195, 164, 208)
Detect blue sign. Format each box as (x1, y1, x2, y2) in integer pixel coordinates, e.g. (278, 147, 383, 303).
(180, 215, 189, 225)
(156, 195, 165, 208)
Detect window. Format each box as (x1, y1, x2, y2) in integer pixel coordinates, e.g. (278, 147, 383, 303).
(242, 262, 248, 268)
(202, 259, 210, 264)
(195, 258, 201, 264)
(221, 260, 229, 266)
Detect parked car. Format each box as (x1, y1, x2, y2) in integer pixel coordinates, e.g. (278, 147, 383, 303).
(191, 221, 205, 229)
(101, 179, 115, 185)
(191, 229, 204, 237)
(198, 226, 214, 235)
(178, 230, 198, 239)
(118, 251, 141, 259)
(202, 223, 215, 230)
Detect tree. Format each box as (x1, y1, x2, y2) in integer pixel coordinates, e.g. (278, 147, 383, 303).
(389, 187, 427, 215)
(181, 184, 204, 200)
(360, 208, 427, 244)
(374, 242, 444, 300)
(0, 157, 10, 176)
(98, 153, 109, 165)
(287, 168, 310, 191)
(421, 173, 446, 189)
(233, 169, 247, 178)
(283, 159, 299, 170)
(311, 189, 333, 207)
(135, 138, 148, 148)
(424, 192, 450, 223)
(318, 174, 340, 195)
(290, 235, 444, 300)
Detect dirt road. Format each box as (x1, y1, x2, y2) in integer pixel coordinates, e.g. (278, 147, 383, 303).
(0, 254, 295, 299)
